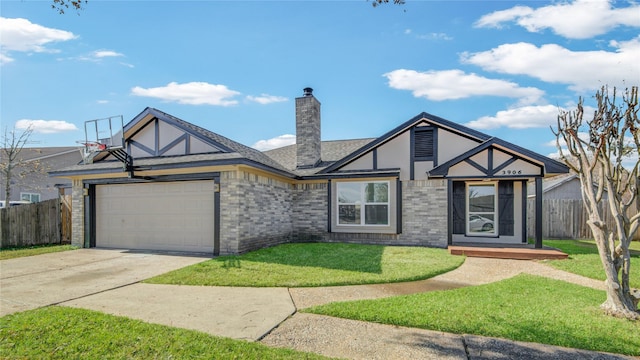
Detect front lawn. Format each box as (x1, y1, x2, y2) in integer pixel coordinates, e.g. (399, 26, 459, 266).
(0, 307, 331, 359)
(145, 243, 464, 287)
(543, 239, 640, 288)
(305, 274, 640, 356)
(0, 244, 77, 260)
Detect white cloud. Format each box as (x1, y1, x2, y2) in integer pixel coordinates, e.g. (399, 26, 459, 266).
(97, 100, 109, 104)
(76, 50, 127, 63)
(0, 17, 77, 64)
(384, 69, 544, 104)
(93, 50, 123, 58)
(415, 32, 453, 41)
(460, 39, 640, 92)
(246, 94, 288, 105)
(15, 119, 79, 134)
(252, 134, 295, 151)
(0, 53, 14, 64)
(465, 105, 562, 130)
(404, 28, 452, 41)
(475, 0, 640, 39)
(131, 82, 241, 106)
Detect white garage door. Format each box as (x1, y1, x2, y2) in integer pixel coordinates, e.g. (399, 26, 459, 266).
(96, 181, 215, 253)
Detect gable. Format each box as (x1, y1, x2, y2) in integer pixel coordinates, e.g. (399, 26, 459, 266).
(104, 116, 225, 161)
(321, 112, 567, 180)
(321, 114, 488, 181)
(430, 141, 546, 178)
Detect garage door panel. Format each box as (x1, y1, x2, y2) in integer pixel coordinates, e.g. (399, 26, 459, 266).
(96, 181, 215, 253)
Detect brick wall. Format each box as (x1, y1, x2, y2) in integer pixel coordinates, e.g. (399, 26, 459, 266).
(219, 170, 294, 254)
(71, 179, 84, 247)
(399, 179, 448, 248)
(295, 93, 321, 168)
(291, 182, 328, 241)
(292, 179, 449, 248)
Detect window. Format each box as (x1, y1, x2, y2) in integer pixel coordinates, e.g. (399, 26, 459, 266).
(414, 128, 434, 160)
(466, 183, 497, 235)
(20, 192, 40, 203)
(337, 181, 389, 226)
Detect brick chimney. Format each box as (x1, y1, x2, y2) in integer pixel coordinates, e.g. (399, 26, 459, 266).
(296, 87, 321, 168)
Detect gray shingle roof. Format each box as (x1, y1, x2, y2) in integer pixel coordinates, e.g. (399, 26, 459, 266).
(263, 138, 375, 176)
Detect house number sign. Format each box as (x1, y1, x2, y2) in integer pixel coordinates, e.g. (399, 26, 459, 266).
(500, 169, 523, 175)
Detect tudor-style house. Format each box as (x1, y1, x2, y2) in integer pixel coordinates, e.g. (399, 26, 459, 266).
(51, 88, 568, 255)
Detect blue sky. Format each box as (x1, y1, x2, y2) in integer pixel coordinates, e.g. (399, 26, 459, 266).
(1, 0, 639, 160)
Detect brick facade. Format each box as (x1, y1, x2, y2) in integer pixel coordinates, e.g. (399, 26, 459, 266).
(399, 179, 448, 248)
(325, 179, 448, 248)
(291, 182, 328, 241)
(295, 90, 321, 168)
(70, 173, 448, 254)
(219, 170, 294, 254)
(71, 179, 84, 248)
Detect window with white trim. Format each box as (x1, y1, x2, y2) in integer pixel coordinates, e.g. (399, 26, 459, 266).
(466, 183, 497, 235)
(20, 192, 40, 203)
(337, 181, 389, 226)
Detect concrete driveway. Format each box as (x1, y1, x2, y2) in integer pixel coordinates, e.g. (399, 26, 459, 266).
(1, 248, 295, 340)
(0, 249, 209, 316)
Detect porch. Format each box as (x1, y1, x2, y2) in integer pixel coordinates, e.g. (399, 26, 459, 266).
(448, 243, 568, 260)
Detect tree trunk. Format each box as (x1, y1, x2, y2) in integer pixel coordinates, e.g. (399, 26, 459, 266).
(588, 220, 639, 319)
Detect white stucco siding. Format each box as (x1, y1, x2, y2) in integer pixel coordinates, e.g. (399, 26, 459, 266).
(157, 121, 186, 156)
(470, 151, 489, 168)
(414, 161, 433, 180)
(438, 129, 480, 165)
(448, 162, 486, 177)
(190, 136, 219, 154)
(158, 121, 182, 147)
(495, 159, 541, 177)
(340, 152, 374, 171)
(493, 150, 513, 167)
(377, 131, 410, 180)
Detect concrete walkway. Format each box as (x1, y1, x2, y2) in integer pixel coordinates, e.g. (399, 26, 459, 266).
(263, 258, 628, 360)
(1, 250, 633, 359)
(287, 257, 605, 309)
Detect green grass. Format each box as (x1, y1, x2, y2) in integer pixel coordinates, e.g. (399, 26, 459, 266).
(0, 306, 331, 359)
(145, 243, 464, 287)
(0, 244, 77, 260)
(305, 274, 640, 356)
(542, 239, 640, 288)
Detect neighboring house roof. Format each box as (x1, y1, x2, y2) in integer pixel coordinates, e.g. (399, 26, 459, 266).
(538, 174, 578, 194)
(526, 173, 608, 198)
(264, 138, 375, 176)
(13, 147, 82, 162)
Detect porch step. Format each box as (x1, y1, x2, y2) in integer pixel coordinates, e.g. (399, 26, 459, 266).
(448, 246, 568, 260)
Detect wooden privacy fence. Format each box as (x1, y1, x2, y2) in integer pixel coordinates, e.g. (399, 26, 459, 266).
(0, 198, 72, 248)
(60, 195, 72, 244)
(527, 199, 640, 241)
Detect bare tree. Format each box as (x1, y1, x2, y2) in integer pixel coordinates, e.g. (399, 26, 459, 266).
(51, 0, 86, 14)
(1, 126, 35, 204)
(371, 0, 405, 7)
(553, 86, 639, 320)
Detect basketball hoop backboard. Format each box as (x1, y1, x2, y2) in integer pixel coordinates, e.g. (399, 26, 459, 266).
(81, 115, 124, 164)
